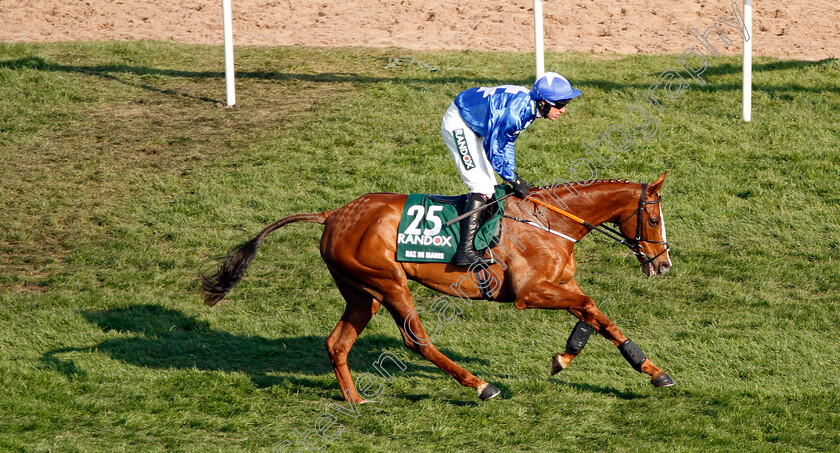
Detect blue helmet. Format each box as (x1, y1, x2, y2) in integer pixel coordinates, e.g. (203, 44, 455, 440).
(530, 72, 581, 106)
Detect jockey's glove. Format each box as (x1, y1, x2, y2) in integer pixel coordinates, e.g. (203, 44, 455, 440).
(509, 174, 530, 198)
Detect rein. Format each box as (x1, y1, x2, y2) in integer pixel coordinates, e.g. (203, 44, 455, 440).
(510, 183, 670, 268)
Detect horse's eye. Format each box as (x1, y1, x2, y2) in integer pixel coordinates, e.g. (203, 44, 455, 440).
(648, 218, 660, 227)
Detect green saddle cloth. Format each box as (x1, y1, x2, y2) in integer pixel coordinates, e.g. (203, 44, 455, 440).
(396, 185, 506, 263)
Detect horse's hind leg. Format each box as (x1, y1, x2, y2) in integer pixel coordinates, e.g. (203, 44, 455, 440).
(381, 288, 501, 401)
(325, 275, 381, 403)
(397, 325, 422, 355)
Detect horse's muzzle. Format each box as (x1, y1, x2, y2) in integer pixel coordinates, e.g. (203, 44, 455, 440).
(643, 260, 671, 277)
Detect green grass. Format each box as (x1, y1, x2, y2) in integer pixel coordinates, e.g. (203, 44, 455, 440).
(1, 40, 839, 452)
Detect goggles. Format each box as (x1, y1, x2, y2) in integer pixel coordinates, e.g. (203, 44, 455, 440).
(545, 99, 570, 109)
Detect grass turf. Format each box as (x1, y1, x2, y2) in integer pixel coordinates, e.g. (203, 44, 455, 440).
(1, 41, 839, 452)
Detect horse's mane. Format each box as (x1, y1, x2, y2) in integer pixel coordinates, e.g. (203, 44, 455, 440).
(533, 179, 635, 190)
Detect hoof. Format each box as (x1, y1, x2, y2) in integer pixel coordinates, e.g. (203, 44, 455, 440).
(477, 383, 501, 401)
(651, 373, 674, 387)
(550, 353, 566, 375)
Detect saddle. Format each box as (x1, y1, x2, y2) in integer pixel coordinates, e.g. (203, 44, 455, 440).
(395, 185, 506, 264)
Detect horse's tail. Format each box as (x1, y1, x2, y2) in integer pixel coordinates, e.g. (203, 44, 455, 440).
(199, 211, 333, 307)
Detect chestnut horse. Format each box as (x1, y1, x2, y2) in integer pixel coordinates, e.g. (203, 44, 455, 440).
(200, 173, 674, 402)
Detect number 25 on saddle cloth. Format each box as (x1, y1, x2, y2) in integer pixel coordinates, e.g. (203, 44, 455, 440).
(396, 185, 506, 263)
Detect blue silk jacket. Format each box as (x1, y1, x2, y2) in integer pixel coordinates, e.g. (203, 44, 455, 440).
(454, 85, 537, 182)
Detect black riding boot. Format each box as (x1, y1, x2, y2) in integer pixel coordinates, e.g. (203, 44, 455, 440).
(454, 193, 493, 266)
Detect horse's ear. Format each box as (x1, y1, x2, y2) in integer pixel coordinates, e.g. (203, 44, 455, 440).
(649, 172, 667, 193)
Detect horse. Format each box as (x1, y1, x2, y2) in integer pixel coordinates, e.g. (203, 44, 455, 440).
(200, 172, 674, 402)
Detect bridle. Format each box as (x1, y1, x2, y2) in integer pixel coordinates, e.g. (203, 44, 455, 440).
(613, 183, 670, 268)
(518, 183, 670, 269)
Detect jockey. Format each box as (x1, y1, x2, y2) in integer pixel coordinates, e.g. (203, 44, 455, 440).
(441, 72, 581, 266)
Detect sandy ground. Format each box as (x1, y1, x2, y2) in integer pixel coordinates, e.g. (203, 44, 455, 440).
(1, 0, 838, 61)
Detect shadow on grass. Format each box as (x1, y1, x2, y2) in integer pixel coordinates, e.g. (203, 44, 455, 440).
(41, 304, 489, 398)
(0, 56, 222, 104)
(0, 56, 511, 105)
(588, 57, 840, 95)
(3, 55, 837, 106)
(558, 381, 649, 400)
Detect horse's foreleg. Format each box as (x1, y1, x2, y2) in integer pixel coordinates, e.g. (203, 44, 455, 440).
(520, 281, 673, 387)
(517, 281, 597, 373)
(567, 305, 674, 387)
(550, 320, 593, 375)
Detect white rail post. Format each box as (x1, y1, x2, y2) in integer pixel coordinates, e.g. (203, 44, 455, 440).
(222, 0, 236, 107)
(742, 0, 752, 122)
(534, 0, 545, 78)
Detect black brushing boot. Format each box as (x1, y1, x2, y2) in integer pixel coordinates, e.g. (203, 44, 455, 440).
(453, 193, 493, 266)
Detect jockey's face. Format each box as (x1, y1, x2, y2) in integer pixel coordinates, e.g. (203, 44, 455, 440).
(546, 104, 566, 120)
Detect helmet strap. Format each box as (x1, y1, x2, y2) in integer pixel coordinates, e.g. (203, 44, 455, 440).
(536, 100, 553, 117)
